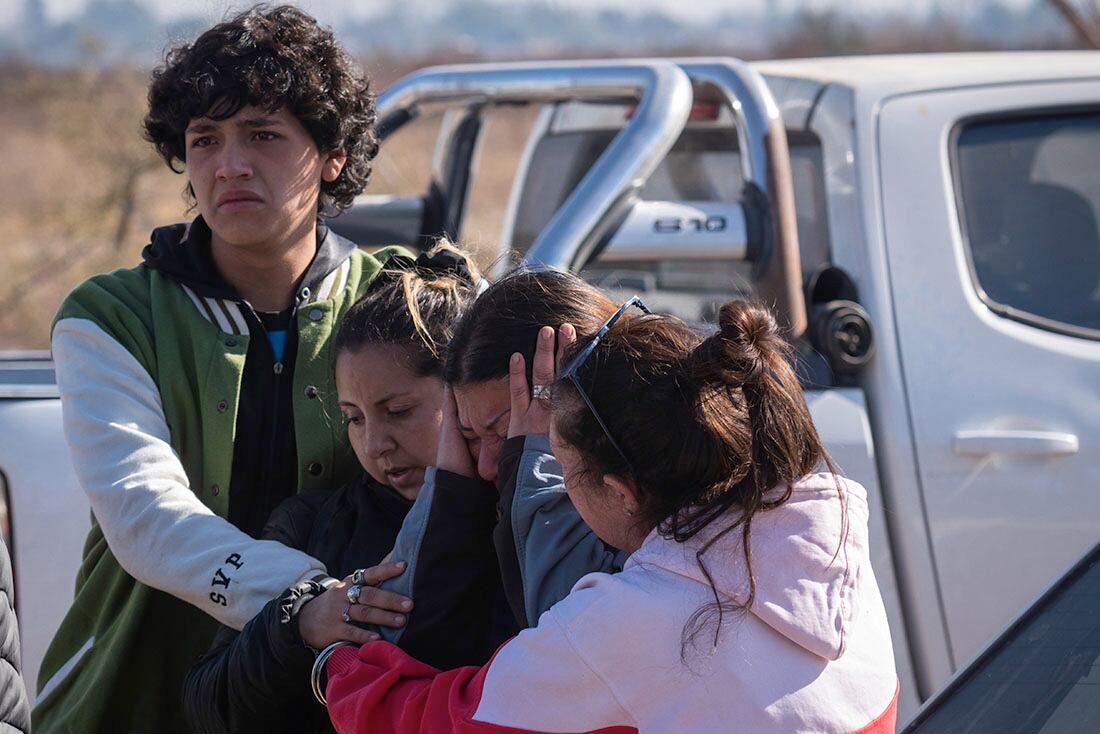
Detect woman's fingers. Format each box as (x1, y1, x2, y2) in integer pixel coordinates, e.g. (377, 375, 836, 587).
(442, 383, 458, 424)
(346, 561, 407, 587)
(436, 384, 476, 476)
(440, 384, 462, 443)
(555, 323, 577, 373)
(354, 585, 413, 614)
(339, 625, 380, 645)
(338, 564, 413, 627)
(508, 324, 567, 439)
(531, 325, 556, 392)
(509, 352, 530, 415)
(348, 603, 408, 628)
(298, 585, 388, 649)
(507, 352, 530, 439)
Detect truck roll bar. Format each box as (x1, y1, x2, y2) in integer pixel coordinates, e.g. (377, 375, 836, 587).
(374, 58, 805, 337)
(677, 59, 807, 338)
(376, 60, 694, 273)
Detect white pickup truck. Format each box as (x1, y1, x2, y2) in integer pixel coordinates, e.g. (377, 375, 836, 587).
(4, 52, 1098, 724)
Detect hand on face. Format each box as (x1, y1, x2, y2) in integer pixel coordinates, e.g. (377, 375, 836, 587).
(445, 324, 576, 483)
(508, 323, 576, 439)
(451, 379, 510, 483)
(297, 561, 412, 649)
(435, 384, 478, 478)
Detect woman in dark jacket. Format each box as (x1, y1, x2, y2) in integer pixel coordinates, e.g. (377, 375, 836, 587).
(183, 245, 514, 734)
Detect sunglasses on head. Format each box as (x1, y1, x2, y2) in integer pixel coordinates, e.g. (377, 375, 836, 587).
(558, 296, 651, 470)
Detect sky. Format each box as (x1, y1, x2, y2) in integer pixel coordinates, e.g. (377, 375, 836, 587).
(3, 0, 1035, 26)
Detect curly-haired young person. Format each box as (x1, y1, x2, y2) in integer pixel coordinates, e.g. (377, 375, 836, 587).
(34, 7, 405, 733)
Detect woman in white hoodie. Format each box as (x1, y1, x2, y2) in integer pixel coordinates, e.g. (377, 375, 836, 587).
(322, 298, 899, 734)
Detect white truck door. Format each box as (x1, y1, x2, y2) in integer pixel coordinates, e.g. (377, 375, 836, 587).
(878, 80, 1100, 667)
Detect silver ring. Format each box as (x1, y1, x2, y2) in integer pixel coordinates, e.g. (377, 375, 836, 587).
(532, 384, 550, 401)
(346, 584, 362, 605)
(351, 568, 369, 586)
(342, 601, 353, 624)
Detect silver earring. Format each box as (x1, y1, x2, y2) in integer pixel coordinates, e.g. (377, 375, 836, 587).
(625, 509, 635, 517)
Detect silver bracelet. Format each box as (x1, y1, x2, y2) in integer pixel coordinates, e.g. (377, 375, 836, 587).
(310, 573, 341, 590)
(310, 641, 357, 706)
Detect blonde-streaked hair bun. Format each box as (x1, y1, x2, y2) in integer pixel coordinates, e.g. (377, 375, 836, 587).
(335, 240, 482, 375)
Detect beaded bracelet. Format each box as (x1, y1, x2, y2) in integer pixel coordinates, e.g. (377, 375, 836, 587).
(310, 641, 357, 705)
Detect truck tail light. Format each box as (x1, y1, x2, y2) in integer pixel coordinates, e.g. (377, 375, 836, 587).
(624, 102, 720, 121)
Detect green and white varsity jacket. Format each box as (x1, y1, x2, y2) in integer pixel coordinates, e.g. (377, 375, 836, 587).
(34, 220, 404, 734)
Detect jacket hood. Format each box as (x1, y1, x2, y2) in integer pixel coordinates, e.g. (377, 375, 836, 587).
(626, 473, 870, 661)
(141, 216, 356, 302)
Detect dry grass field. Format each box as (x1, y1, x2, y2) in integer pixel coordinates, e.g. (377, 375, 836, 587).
(0, 65, 182, 349)
(0, 61, 536, 349)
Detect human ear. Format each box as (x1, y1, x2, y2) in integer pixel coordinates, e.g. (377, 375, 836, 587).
(322, 149, 347, 182)
(602, 474, 641, 517)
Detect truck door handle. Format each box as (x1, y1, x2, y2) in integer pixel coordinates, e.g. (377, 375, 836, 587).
(953, 430, 1079, 457)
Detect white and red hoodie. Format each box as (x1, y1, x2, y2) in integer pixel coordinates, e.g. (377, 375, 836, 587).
(326, 473, 899, 733)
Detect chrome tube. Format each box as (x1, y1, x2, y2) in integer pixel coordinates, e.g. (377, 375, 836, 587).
(677, 59, 807, 337)
(376, 60, 694, 270)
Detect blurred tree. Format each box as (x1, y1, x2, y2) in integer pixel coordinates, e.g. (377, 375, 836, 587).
(1047, 0, 1100, 46)
(0, 64, 180, 348)
(771, 9, 869, 57)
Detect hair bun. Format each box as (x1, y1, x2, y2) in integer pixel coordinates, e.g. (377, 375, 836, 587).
(717, 301, 777, 349)
(412, 247, 477, 284)
(697, 301, 783, 384)
(370, 241, 480, 294)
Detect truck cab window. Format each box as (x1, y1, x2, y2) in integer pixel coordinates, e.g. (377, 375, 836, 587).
(505, 103, 830, 326)
(582, 125, 751, 323)
(583, 132, 829, 325)
(955, 112, 1100, 337)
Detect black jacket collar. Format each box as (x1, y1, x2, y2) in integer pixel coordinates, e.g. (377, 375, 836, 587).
(141, 216, 356, 305)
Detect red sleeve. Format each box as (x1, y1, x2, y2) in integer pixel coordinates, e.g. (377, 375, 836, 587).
(326, 642, 489, 734)
(325, 641, 635, 734)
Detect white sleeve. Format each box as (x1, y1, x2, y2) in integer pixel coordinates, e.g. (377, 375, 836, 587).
(52, 317, 327, 630)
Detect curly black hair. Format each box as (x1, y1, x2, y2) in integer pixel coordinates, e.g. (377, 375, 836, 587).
(143, 4, 376, 215)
